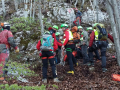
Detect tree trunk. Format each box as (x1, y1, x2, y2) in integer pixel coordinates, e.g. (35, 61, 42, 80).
(93, 0, 99, 23)
(89, 0, 96, 23)
(30, 0, 32, 22)
(111, 0, 120, 41)
(14, 0, 18, 11)
(80, 0, 84, 10)
(24, 0, 28, 10)
(32, 0, 36, 21)
(38, 0, 44, 35)
(2, 0, 6, 21)
(24, 0, 29, 19)
(105, 0, 120, 66)
(74, 0, 78, 8)
(43, 0, 47, 10)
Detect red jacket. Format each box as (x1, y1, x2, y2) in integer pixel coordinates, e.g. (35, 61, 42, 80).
(89, 31, 114, 47)
(36, 38, 58, 56)
(0, 29, 18, 49)
(62, 29, 70, 46)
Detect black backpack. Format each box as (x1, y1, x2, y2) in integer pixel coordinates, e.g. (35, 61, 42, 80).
(95, 23, 108, 40)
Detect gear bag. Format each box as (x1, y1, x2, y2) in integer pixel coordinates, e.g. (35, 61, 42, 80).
(94, 23, 108, 41)
(40, 34, 54, 51)
(70, 26, 80, 43)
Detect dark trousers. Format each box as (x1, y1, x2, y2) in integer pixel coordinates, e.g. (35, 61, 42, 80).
(98, 41, 108, 68)
(81, 45, 89, 64)
(88, 48, 100, 63)
(42, 51, 57, 79)
(76, 48, 82, 59)
(56, 48, 61, 64)
(73, 17, 81, 26)
(65, 44, 77, 71)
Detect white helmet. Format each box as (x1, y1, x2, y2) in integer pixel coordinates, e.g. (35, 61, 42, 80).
(1, 22, 10, 27)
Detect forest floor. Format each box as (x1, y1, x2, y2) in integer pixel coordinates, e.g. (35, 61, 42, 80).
(0, 52, 120, 90)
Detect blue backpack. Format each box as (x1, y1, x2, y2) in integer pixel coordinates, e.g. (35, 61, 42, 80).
(40, 34, 54, 51)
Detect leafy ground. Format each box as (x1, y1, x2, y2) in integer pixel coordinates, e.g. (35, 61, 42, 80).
(0, 52, 119, 90)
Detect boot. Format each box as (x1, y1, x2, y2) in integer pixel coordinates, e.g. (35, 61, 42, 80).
(53, 78, 61, 82)
(67, 71, 74, 75)
(42, 78, 47, 83)
(102, 68, 107, 72)
(75, 62, 78, 67)
(76, 62, 78, 66)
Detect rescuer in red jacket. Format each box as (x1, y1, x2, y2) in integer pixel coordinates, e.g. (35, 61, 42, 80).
(61, 24, 78, 75)
(36, 31, 61, 83)
(0, 22, 19, 82)
(88, 23, 114, 72)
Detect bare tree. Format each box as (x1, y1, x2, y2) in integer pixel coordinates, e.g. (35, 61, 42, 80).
(93, 0, 99, 23)
(111, 0, 120, 40)
(14, 0, 18, 11)
(89, 0, 96, 23)
(33, 0, 36, 21)
(24, 0, 29, 18)
(80, 0, 85, 10)
(38, 0, 44, 35)
(105, 0, 120, 66)
(2, 0, 6, 20)
(74, 0, 78, 8)
(30, 0, 32, 22)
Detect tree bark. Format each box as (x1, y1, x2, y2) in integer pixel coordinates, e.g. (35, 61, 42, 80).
(74, 0, 78, 8)
(14, 0, 18, 11)
(105, 0, 120, 66)
(111, 0, 120, 41)
(89, 0, 96, 23)
(93, 0, 99, 23)
(2, 0, 6, 21)
(32, 0, 36, 21)
(38, 0, 44, 35)
(80, 0, 84, 10)
(30, 0, 32, 22)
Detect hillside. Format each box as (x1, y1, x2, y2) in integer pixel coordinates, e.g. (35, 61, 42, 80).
(0, 0, 119, 90)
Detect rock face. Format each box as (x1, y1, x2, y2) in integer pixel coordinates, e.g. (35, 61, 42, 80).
(82, 7, 109, 24)
(47, 2, 76, 26)
(14, 30, 40, 62)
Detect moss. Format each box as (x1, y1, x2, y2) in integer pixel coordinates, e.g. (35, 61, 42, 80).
(20, 38, 30, 50)
(30, 32, 41, 40)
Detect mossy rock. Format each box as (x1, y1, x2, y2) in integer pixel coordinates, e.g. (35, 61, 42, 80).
(20, 38, 30, 50)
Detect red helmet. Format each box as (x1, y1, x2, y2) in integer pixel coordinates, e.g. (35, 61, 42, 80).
(75, 8, 78, 11)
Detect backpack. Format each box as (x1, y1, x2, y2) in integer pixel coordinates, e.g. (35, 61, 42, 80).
(94, 23, 108, 41)
(40, 34, 54, 51)
(70, 26, 80, 43)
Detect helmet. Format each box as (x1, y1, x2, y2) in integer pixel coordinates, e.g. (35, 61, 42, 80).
(75, 8, 78, 11)
(78, 26, 83, 29)
(53, 25, 58, 30)
(44, 31, 50, 34)
(87, 27, 93, 31)
(1, 22, 10, 27)
(1, 22, 10, 30)
(61, 24, 68, 28)
(93, 23, 105, 29)
(55, 32, 60, 36)
(92, 23, 99, 29)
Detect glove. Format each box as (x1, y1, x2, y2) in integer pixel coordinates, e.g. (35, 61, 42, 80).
(15, 48, 19, 53)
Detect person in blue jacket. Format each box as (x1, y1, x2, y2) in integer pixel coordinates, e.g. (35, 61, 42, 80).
(73, 8, 82, 26)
